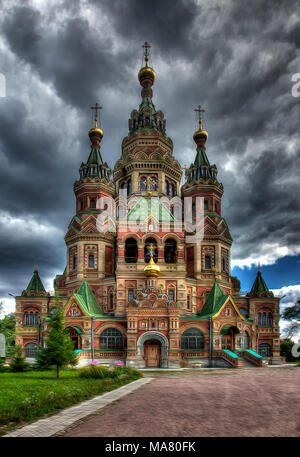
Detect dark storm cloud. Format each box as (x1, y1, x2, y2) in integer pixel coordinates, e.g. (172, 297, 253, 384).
(0, 0, 299, 304)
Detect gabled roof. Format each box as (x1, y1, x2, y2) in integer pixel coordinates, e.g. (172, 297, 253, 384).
(198, 281, 229, 318)
(248, 270, 274, 297)
(127, 197, 175, 222)
(73, 280, 104, 317)
(24, 269, 47, 296)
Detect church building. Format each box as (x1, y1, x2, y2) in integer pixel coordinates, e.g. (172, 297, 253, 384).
(14, 43, 281, 368)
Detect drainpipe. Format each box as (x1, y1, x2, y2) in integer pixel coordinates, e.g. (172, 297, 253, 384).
(91, 316, 95, 361)
(209, 317, 212, 368)
(256, 324, 259, 353)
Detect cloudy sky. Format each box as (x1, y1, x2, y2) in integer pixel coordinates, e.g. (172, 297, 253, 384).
(0, 0, 299, 327)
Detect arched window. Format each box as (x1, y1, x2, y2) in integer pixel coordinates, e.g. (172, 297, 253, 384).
(108, 292, 114, 311)
(72, 254, 77, 270)
(242, 330, 250, 349)
(90, 198, 96, 209)
(144, 238, 158, 263)
(258, 313, 262, 326)
(181, 328, 205, 350)
(25, 312, 29, 326)
(205, 255, 211, 269)
(125, 238, 138, 263)
(25, 342, 38, 358)
(239, 308, 249, 319)
(267, 313, 272, 326)
(262, 313, 267, 327)
(34, 312, 39, 325)
(99, 328, 124, 350)
(259, 343, 271, 357)
(164, 238, 177, 263)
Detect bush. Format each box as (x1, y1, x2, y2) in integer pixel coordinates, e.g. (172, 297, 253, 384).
(10, 346, 30, 372)
(78, 364, 142, 380)
(79, 365, 110, 379)
(0, 357, 9, 372)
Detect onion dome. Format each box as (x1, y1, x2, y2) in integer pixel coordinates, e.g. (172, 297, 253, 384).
(144, 243, 160, 277)
(193, 104, 208, 147)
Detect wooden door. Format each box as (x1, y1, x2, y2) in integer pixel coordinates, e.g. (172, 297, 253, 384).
(145, 342, 160, 367)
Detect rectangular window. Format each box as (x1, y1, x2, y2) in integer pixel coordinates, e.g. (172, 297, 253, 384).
(168, 289, 175, 301)
(128, 289, 134, 302)
(187, 295, 190, 309)
(88, 254, 94, 268)
(205, 255, 211, 269)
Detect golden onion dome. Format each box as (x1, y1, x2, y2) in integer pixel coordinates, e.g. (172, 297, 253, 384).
(144, 256, 160, 277)
(88, 123, 103, 141)
(193, 128, 208, 144)
(138, 66, 156, 86)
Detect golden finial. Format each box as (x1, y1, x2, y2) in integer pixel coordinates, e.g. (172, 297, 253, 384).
(194, 105, 205, 130)
(89, 103, 104, 142)
(142, 41, 151, 67)
(193, 104, 208, 145)
(144, 243, 160, 277)
(90, 103, 102, 128)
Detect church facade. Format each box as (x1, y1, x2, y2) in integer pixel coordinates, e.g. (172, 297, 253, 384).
(15, 43, 282, 368)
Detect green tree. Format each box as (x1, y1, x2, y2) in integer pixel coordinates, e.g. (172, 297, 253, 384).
(281, 298, 300, 340)
(0, 312, 16, 357)
(10, 345, 29, 372)
(38, 305, 77, 378)
(280, 338, 297, 362)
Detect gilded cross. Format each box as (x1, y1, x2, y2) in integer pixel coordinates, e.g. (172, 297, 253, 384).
(143, 175, 156, 192)
(194, 105, 205, 129)
(142, 41, 151, 66)
(148, 243, 155, 257)
(90, 103, 102, 127)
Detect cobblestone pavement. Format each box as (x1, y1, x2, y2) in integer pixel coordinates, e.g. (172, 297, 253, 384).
(60, 367, 300, 437)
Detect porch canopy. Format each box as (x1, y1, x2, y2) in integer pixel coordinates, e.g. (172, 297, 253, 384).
(221, 325, 240, 335)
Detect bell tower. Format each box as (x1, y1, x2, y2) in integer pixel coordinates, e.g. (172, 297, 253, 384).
(182, 107, 233, 294)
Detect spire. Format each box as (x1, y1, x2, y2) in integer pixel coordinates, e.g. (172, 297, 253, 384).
(186, 105, 218, 184)
(248, 268, 274, 297)
(128, 42, 167, 137)
(79, 104, 111, 180)
(22, 268, 47, 296)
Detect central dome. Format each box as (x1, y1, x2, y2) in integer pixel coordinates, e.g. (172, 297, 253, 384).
(144, 256, 160, 277)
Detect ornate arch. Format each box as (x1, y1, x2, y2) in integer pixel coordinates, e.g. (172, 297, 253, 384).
(179, 323, 209, 337)
(94, 322, 126, 336)
(137, 331, 169, 358)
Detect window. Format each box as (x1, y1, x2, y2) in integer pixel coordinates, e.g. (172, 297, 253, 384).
(222, 258, 226, 272)
(144, 238, 158, 263)
(181, 328, 204, 350)
(187, 295, 191, 309)
(239, 308, 249, 319)
(125, 238, 138, 263)
(205, 255, 211, 269)
(72, 254, 77, 270)
(128, 289, 134, 302)
(259, 343, 271, 357)
(186, 247, 194, 277)
(140, 175, 158, 192)
(108, 292, 114, 310)
(90, 198, 96, 209)
(25, 342, 38, 358)
(88, 254, 95, 268)
(127, 179, 132, 195)
(25, 312, 39, 326)
(164, 238, 177, 263)
(204, 199, 209, 211)
(99, 328, 124, 350)
(168, 289, 175, 301)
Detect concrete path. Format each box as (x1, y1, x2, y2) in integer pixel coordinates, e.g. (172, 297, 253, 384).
(4, 378, 152, 437)
(60, 367, 300, 437)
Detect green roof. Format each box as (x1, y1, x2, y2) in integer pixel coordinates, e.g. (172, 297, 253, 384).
(74, 280, 104, 317)
(127, 197, 175, 222)
(198, 281, 229, 318)
(249, 270, 273, 297)
(26, 270, 46, 295)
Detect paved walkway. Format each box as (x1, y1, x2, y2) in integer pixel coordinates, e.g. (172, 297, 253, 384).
(60, 367, 300, 437)
(4, 378, 152, 437)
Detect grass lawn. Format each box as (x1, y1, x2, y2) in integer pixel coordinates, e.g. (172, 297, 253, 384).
(0, 369, 142, 436)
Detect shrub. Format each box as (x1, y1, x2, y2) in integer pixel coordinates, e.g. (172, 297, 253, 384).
(0, 357, 9, 372)
(10, 346, 30, 372)
(79, 365, 110, 379)
(109, 365, 142, 379)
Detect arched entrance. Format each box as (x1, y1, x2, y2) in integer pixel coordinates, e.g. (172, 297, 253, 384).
(221, 325, 240, 351)
(68, 327, 82, 350)
(136, 331, 169, 368)
(144, 340, 161, 367)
